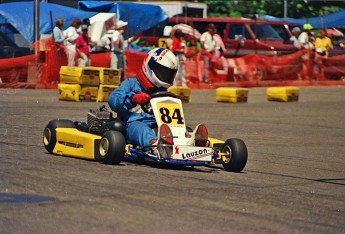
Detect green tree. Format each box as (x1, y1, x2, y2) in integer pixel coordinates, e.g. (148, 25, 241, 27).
(205, 0, 345, 19)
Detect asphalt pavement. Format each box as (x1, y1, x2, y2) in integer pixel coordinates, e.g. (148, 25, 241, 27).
(0, 86, 344, 234)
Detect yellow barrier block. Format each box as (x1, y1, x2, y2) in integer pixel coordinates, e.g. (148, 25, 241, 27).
(59, 66, 83, 84)
(216, 87, 248, 103)
(100, 68, 121, 85)
(168, 86, 191, 103)
(97, 85, 118, 102)
(79, 85, 99, 102)
(60, 66, 121, 86)
(58, 83, 99, 102)
(80, 67, 101, 86)
(267, 86, 299, 102)
(58, 83, 81, 101)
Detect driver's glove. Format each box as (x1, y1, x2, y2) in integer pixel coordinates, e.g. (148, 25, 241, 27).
(131, 93, 151, 106)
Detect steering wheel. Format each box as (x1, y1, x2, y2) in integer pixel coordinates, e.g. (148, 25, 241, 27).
(141, 91, 178, 114)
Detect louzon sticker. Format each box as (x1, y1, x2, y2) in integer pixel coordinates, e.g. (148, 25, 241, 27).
(156, 103, 184, 126)
(175, 146, 213, 160)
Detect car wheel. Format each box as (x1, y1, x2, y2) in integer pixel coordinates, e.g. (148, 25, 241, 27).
(221, 138, 248, 172)
(43, 119, 75, 154)
(99, 131, 126, 164)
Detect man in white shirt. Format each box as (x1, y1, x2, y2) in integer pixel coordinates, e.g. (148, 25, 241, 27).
(200, 23, 218, 83)
(289, 27, 301, 49)
(298, 24, 314, 50)
(111, 20, 128, 70)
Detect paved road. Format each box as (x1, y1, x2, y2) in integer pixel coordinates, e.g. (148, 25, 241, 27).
(0, 87, 344, 234)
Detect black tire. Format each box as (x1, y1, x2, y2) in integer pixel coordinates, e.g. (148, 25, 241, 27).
(99, 131, 126, 164)
(43, 119, 75, 154)
(221, 138, 248, 172)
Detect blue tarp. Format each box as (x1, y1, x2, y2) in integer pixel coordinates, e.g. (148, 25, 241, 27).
(0, 1, 168, 44)
(0, 2, 98, 43)
(77, 1, 168, 39)
(259, 9, 345, 28)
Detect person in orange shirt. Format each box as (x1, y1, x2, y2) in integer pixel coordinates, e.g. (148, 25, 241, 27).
(314, 29, 333, 57)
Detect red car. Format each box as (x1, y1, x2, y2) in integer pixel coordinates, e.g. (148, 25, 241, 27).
(135, 16, 299, 58)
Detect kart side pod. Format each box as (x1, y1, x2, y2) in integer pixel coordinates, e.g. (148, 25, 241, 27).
(43, 119, 102, 160)
(53, 128, 101, 160)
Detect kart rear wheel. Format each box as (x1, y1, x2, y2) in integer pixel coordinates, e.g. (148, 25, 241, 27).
(99, 131, 126, 164)
(221, 138, 248, 172)
(43, 119, 75, 154)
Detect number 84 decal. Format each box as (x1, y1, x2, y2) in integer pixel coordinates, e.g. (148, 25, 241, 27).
(156, 103, 184, 125)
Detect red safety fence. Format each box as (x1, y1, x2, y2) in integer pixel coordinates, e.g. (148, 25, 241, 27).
(321, 54, 345, 80)
(0, 54, 37, 88)
(0, 39, 344, 89)
(123, 49, 345, 88)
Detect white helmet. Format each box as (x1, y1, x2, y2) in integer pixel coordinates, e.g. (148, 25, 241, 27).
(142, 48, 178, 89)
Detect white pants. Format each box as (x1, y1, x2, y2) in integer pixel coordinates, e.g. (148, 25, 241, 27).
(77, 53, 90, 67)
(65, 45, 76, 66)
(111, 52, 124, 69)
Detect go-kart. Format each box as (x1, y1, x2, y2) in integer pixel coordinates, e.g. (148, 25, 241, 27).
(43, 91, 248, 172)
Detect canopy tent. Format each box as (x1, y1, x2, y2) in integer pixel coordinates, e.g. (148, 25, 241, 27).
(259, 9, 345, 28)
(0, 2, 98, 44)
(77, 1, 169, 39)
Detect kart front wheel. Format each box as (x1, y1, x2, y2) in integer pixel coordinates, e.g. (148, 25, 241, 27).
(43, 119, 76, 154)
(99, 131, 126, 164)
(221, 138, 248, 172)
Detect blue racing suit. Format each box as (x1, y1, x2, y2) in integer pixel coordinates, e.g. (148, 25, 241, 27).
(108, 78, 157, 146)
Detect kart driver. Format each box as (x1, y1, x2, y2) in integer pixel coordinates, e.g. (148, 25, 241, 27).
(108, 48, 179, 147)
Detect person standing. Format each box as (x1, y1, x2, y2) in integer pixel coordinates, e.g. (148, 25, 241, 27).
(52, 18, 68, 83)
(111, 20, 128, 70)
(200, 23, 217, 83)
(213, 27, 228, 75)
(289, 27, 301, 49)
(314, 29, 333, 57)
(298, 24, 315, 80)
(170, 29, 186, 87)
(298, 24, 315, 50)
(52, 18, 67, 47)
(76, 25, 93, 67)
(313, 29, 333, 79)
(64, 19, 82, 66)
(213, 27, 227, 57)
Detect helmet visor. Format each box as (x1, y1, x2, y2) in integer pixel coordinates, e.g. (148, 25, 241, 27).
(148, 59, 177, 85)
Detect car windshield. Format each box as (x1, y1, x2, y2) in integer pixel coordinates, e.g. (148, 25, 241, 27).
(333, 35, 345, 44)
(250, 24, 282, 40)
(271, 25, 290, 41)
(0, 32, 17, 47)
